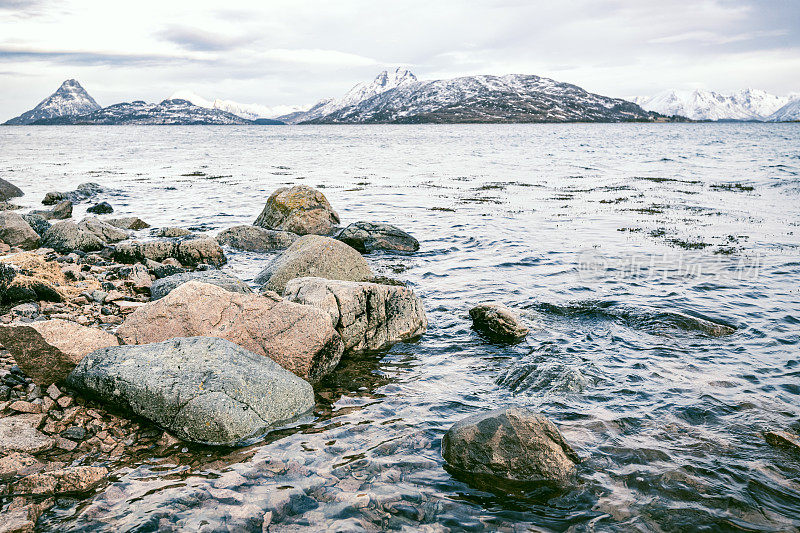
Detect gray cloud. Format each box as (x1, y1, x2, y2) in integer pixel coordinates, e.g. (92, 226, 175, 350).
(155, 25, 257, 52)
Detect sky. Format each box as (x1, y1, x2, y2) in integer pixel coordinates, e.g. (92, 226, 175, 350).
(1, 0, 799, 119)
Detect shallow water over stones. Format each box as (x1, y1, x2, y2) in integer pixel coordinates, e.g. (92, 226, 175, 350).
(2, 123, 800, 531)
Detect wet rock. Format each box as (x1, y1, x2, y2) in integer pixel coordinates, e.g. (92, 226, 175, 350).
(41, 220, 104, 253)
(66, 337, 315, 445)
(76, 217, 128, 243)
(86, 201, 113, 214)
(254, 185, 340, 235)
(43, 183, 102, 205)
(116, 281, 343, 381)
(42, 200, 73, 220)
(0, 319, 119, 386)
(107, 217, 150, 230)
(157, 226, 191, 238)
(469, 303, 529, 343)
(0, 213, 40, 250)
(151, 263, 186, 279)
(150, 270, 252, 300)
(20, 214, 50, 237)
(113, 238, 226, 267)
(0, 415, 53, 454)
(255, 235, 372, 294)
(41, 191, 65, 205)
(337, 221, 420, 253)
(765, 430, 800, 452)
(12, 465, 108, 495)
(284, 277, 427, 352)
(216, 225, 298, 252)
(0, 178, 24, 202)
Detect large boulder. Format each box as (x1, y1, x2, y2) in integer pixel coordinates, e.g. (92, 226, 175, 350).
(0, 212, 39, 249)
(86, 201, 113, 214)
(284, 277, 427, 352)
(113, 237, 226, 267)
(442, 408, 580, 485)
(42, 182, 102, 205)
(66, 337, 315, 445)
(150, 270, 252, 300)
(469, 303, 529, 343)
(254, 185, 340, 235)
(255, 235, 372, 294)
(217, 225, 298, 252)
(41, 220, 104, 252)
(337, 221, 420, 253)
(21, 213, 50, 236)
(77, 216, 128, 243)
(0, 319, 119, 386)
(31, 200, 73, 220)
(0, 178, 23, 201)
(116, 281, 344, 381)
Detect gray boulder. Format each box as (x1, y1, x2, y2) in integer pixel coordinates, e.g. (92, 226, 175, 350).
(30, 200, 73, 220)
(41, 220, 105, 253)
(442, 408, 580, 485)
(254, 185, 340, 235)
(86, 201, 113, 214)
(469, 303, 529, 343)
(113, 237, 226, 267)
(284, 277, 426, 352)
(43, 182, 102, 205)
(0, 178, 23, 201)
(217, 225, 298, 252)
(150, 270, 253, 300)
(21, 213, 51, 236)
(107, 217, 150, 230)
(255, 235, 372, 293)
(157, 226, 191, 238)
(0, 212, 40, 249)
(66, 337, 315, 446)
(77, 216, 128, 243)
(337, 221, 420, 253)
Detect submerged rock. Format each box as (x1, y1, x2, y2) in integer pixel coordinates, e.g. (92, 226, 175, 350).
(0, 415, 53, 454)
(765, 430, 800, 452)
(284, 277, 426, 352)
(216, 225, 298, 252)
(0, 178, 24, 201)
(255, 235, 372, 294)
(66, 337, 315, 445)
(150, 270, 252, 300)
(86, 201, 113, 214)
(0, 212, 40, 250)
(107, 217, 150, 230)
(442, 408, 580, 485)
(469, 303, 529, 343)
(113, 237, 226, 267)
(116, 281, 344, 381)
(337, 221, 420, 253)
(254, 185, 340, 235)
(0, 319, 119, 386)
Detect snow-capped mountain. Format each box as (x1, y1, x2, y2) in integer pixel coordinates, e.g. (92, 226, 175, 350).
(4, 79, 101, 125)
(32, 99, 253, 125)
(768, 99, 800, 122)
(284, 70, 653, 124)
(633, 89, 798, 121)
(169, 90, 305, 120)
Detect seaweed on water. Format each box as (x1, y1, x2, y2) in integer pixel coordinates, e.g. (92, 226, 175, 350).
(710, 183, 755, 192)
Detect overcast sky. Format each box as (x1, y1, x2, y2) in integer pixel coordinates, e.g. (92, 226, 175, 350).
(1, 0, 799, 119)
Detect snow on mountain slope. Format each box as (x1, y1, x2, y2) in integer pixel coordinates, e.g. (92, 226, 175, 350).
(633, 89, 796, 121)
(32, 99, 253, 125)
(170, 90, 306, 120)
(4, 79, 101, 125)
(768, 98, 800, 121)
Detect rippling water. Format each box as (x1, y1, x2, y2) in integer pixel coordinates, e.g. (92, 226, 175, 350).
(2, 124, 800, 532)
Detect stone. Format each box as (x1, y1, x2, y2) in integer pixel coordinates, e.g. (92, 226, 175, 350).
(0, 415, 53, 454)
(50, 200, 73, 220)
(254, 235, 372, 294)
(107, 217, 150, 230)
(441, 408, 580, 485)
(469, 303, 529, 343)
(175, 238, 226, 267)
(45, 384, 61, 400)
(86, 201, 113, 214)
(76, 216, 128, 243)
(254, 185, 340, 235)
(41, 220, 104, 253)
(20, 214, 50, 237)
(216, 225, 298, 252)
(0, 509, 34, 533)
(765, 430, 800, 451)
(0, 213, 39, 250)
(9, 401, 41, 414)
(116, 281, 343, 381)
(9, 302, 39, 320)
(0, 178, 24, 202)
(66, 337, 315, 445)
(129, 263, 151, 292)
(157, 226, 191, 237)
(0, 319, 119, 386)
(113, 238, 226, 267)
(337, 221, 420, 253)
(12, 466, 108, 495)
(0, 453, 43, 480)
(42, 191, 65, 205)
(150, 270, 252, 300)
(60, 426, 86, 441)
(284, 277, 427, 352)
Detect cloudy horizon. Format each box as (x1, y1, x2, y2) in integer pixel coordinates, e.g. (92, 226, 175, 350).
(1, 0, 799, 119)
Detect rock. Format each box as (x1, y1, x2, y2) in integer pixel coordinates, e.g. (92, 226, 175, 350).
(0, 509, 35, 533)
(107, 217, 150, 230)
(9, 302, 39, 320)
(157, 226, 191, 238)
(337, 221, 420, 253)
(0, 453, 43, 480)
(469, 303, 529, 343)
(86, 201, 113, 214)
(284, 277, 426, 352)
(76, 216, 128, 243)
(60, 426, 86, 441)
(41, 191, 65, 205)
(12, 466, 108, 495)
(116, 281, 343, 381)
(0, 178, 24, 201)
(41, 220, 104, 252)
(217, 225, 298, 252)
(129, 263, 151, 292)
(113, 238, 226, 267)
(49, 200, 73, 220)
(150, 270, 252, 300)
(254, 185, 340, 235)
(0, 319, 119, 386)
(66, 337, 315, 445)
(0, 253, 64, 304)
(20, 214, 50, 236)
(765, 430, 800, 451)
(175, 238, 226, 267)
(46, 384, 61, 400)
(9, 401, 40, 414)
(0, 213, 39, 250)
(151, 263, 185, 279)
(255, 235, 372, 294)
(0, 415, 53, 454)
(43, 183, 102, 205)
(441, 408, 580, 485)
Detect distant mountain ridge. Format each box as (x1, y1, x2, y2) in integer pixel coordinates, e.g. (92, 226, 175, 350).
(633, 89, 800, 121)
(33, 99, 255, 125)
(168, 90, 306, 120)
(4, 79, 100, 125)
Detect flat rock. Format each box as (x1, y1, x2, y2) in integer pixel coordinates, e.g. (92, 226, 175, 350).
(107, 217, 150, 230)
(0, 213, 40, 250)
(254, 185, 340, 235)
(77, 216, 128, 243)
(116, 281, 344, 381)
(337, 221, 420, 253)
(284, 277, 426, 352)
(217, 225, 298, 252)
(12, 465, 108, 495)
(469, 303, 529, 343)
(255, 235, 372, 294)
(66, 337, 315, 445)
(0, 415, 53, 454)
(0, 178, 24, 202)
(150, 270, 252, 300)
(0, 319, 119, 386)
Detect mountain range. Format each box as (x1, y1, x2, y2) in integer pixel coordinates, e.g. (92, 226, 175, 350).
(633, 89, 800, 121)
(4, 79, 101, 125)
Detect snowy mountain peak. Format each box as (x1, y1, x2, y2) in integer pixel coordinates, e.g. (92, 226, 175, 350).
(373, 67, 417, 89)
(168, 90, 305, 120)
(5, 78, 101, 125)
(634, 88, 798, 121)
